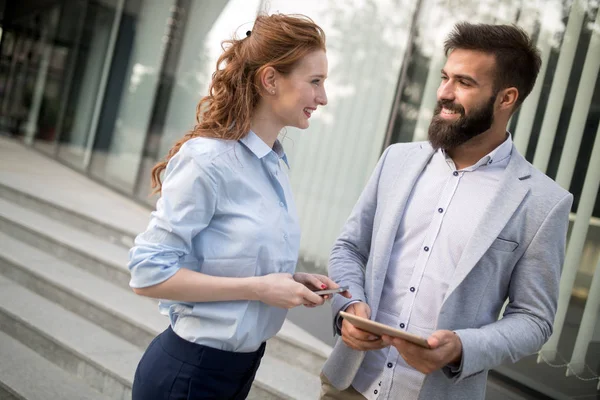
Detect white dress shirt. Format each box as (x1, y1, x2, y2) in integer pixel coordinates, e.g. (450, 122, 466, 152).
(351, 135, 513, 399)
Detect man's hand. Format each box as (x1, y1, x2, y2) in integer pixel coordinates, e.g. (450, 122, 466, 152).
(381, 330, 463, 374)
(341, 302, 386, 351)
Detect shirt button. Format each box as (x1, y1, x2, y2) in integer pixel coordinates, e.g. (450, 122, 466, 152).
(279, 201, 284, 207)
(410, 287, 415, 292)
(283, 234, 288, 240)
(438, 208, 443, 213)
(374, 390, 378, 394)
(387, 362, 393, 368)
(424, 246, 429, 252)
(453, 171, 459, 176)
(399, 323, 405, 328)
(379, 382, 382, 386)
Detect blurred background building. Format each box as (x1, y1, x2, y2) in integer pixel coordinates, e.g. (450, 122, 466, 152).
(0, 0, 598, 398)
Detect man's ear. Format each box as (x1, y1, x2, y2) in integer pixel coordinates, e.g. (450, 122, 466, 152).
(498, 87, 519, 111)
(259, 66, 277, 95)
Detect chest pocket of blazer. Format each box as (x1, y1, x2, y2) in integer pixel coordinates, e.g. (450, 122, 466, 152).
(490, 237, 519, 252)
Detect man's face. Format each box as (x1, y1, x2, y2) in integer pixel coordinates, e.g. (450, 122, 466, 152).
(428, 49, 498, 151)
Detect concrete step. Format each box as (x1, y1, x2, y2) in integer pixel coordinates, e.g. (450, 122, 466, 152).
(0, 275, 141, 400)
(254, 355, 321, 400)
(0, 231, 165, 350)
(0, 197, 131, 289)
(0, 229, 330, 376)
(0, 138, 149, 242)
(0, 182, 135, 249)
(0, 275, 320, 400)
(0, 330, 109, 400)
(0, 385, 21, 400)
(0, 246, 324, 400)
(0, 195, 331, 368)
(268, 319, 331, 377)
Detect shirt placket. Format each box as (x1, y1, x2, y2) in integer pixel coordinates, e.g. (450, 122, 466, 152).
(264, 154, 292, 249)
(379, 168, 464, 398)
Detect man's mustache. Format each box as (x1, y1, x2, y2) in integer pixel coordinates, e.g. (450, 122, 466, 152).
(435, 100, 465, 115)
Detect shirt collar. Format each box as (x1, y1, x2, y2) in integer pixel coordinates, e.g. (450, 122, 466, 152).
(483, 132, 513, 166)
(440, 132, 513, 171)
(239, 130, 290, 168)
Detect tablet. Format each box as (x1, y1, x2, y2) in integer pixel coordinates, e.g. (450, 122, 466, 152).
(339, 311, 430, 349)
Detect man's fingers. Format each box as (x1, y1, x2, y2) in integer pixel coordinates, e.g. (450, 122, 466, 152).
(343, 321, 378, 341)
(428, 329, 454, 349)
(353, 304, 370, 319)
(343, 335, 385, 351)
(427, 335, 441, 349)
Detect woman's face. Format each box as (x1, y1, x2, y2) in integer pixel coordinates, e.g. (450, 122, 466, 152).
(271, 49, 328, 129)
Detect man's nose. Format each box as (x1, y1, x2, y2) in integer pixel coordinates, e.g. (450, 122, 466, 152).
(437, 81, 455, 101)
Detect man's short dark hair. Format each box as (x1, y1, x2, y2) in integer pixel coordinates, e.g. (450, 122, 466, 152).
(444, 22, 541, 109)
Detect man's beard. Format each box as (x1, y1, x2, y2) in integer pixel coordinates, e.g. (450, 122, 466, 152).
(428, 95, 496, 151)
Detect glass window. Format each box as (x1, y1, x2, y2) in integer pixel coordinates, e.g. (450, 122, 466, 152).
(255, 0, 418, 269)
(32, 1, 88, 156)
(134, 0, 252, 202)
(56, 0, 121, 170)
(89, 0, 174, 193)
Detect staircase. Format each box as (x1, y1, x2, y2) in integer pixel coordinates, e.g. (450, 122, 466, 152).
(0, 137, 331, 400)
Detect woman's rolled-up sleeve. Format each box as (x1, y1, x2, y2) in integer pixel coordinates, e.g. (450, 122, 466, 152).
(128, 149, 218, 288)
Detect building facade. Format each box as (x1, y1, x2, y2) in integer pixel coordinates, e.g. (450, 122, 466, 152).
(1, 0, 599, 398)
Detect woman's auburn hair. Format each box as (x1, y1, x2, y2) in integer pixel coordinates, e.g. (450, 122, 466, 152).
(150, 13, 326, 193)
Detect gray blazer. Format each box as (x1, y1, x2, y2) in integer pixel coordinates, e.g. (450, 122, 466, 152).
(322, 142, 573, 399)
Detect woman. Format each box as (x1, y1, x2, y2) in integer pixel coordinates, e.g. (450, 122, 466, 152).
(128, 13, 349, 400)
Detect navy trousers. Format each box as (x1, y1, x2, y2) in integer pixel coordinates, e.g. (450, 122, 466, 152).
(132, 326, 266, 400)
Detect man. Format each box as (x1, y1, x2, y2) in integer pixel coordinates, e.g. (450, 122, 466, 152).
(320, 23, 573, 400)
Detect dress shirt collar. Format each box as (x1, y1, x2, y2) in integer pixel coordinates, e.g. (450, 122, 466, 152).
(240, 130, 290, 168)
(441, 132, 513, 171)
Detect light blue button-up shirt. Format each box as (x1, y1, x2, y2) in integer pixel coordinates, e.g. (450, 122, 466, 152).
(128, 131, 301, 352)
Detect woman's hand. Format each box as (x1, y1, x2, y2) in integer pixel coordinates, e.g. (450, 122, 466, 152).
(293, 273, 352, 307)
(252, 273, 325, 309)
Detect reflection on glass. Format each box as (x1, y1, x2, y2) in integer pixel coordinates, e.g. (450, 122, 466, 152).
(57, 1, 118, 170)
(33, 1, 88, 156)
(90, 1, 174, 194)
(156, 0, 247, 159)
(135, 0, 250, 202)
(0, 21, 37, 138)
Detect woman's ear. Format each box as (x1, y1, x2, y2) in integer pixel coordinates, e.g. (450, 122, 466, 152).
(260, 66, 277, 95)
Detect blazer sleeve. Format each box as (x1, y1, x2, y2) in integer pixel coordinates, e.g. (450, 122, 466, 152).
(447, 192, 573, 382)
(329, 146, 392, 335)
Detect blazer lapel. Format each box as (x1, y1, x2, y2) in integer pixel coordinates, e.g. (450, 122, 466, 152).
(369, 143, 435, 314)
(442, 146, 532, 304)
